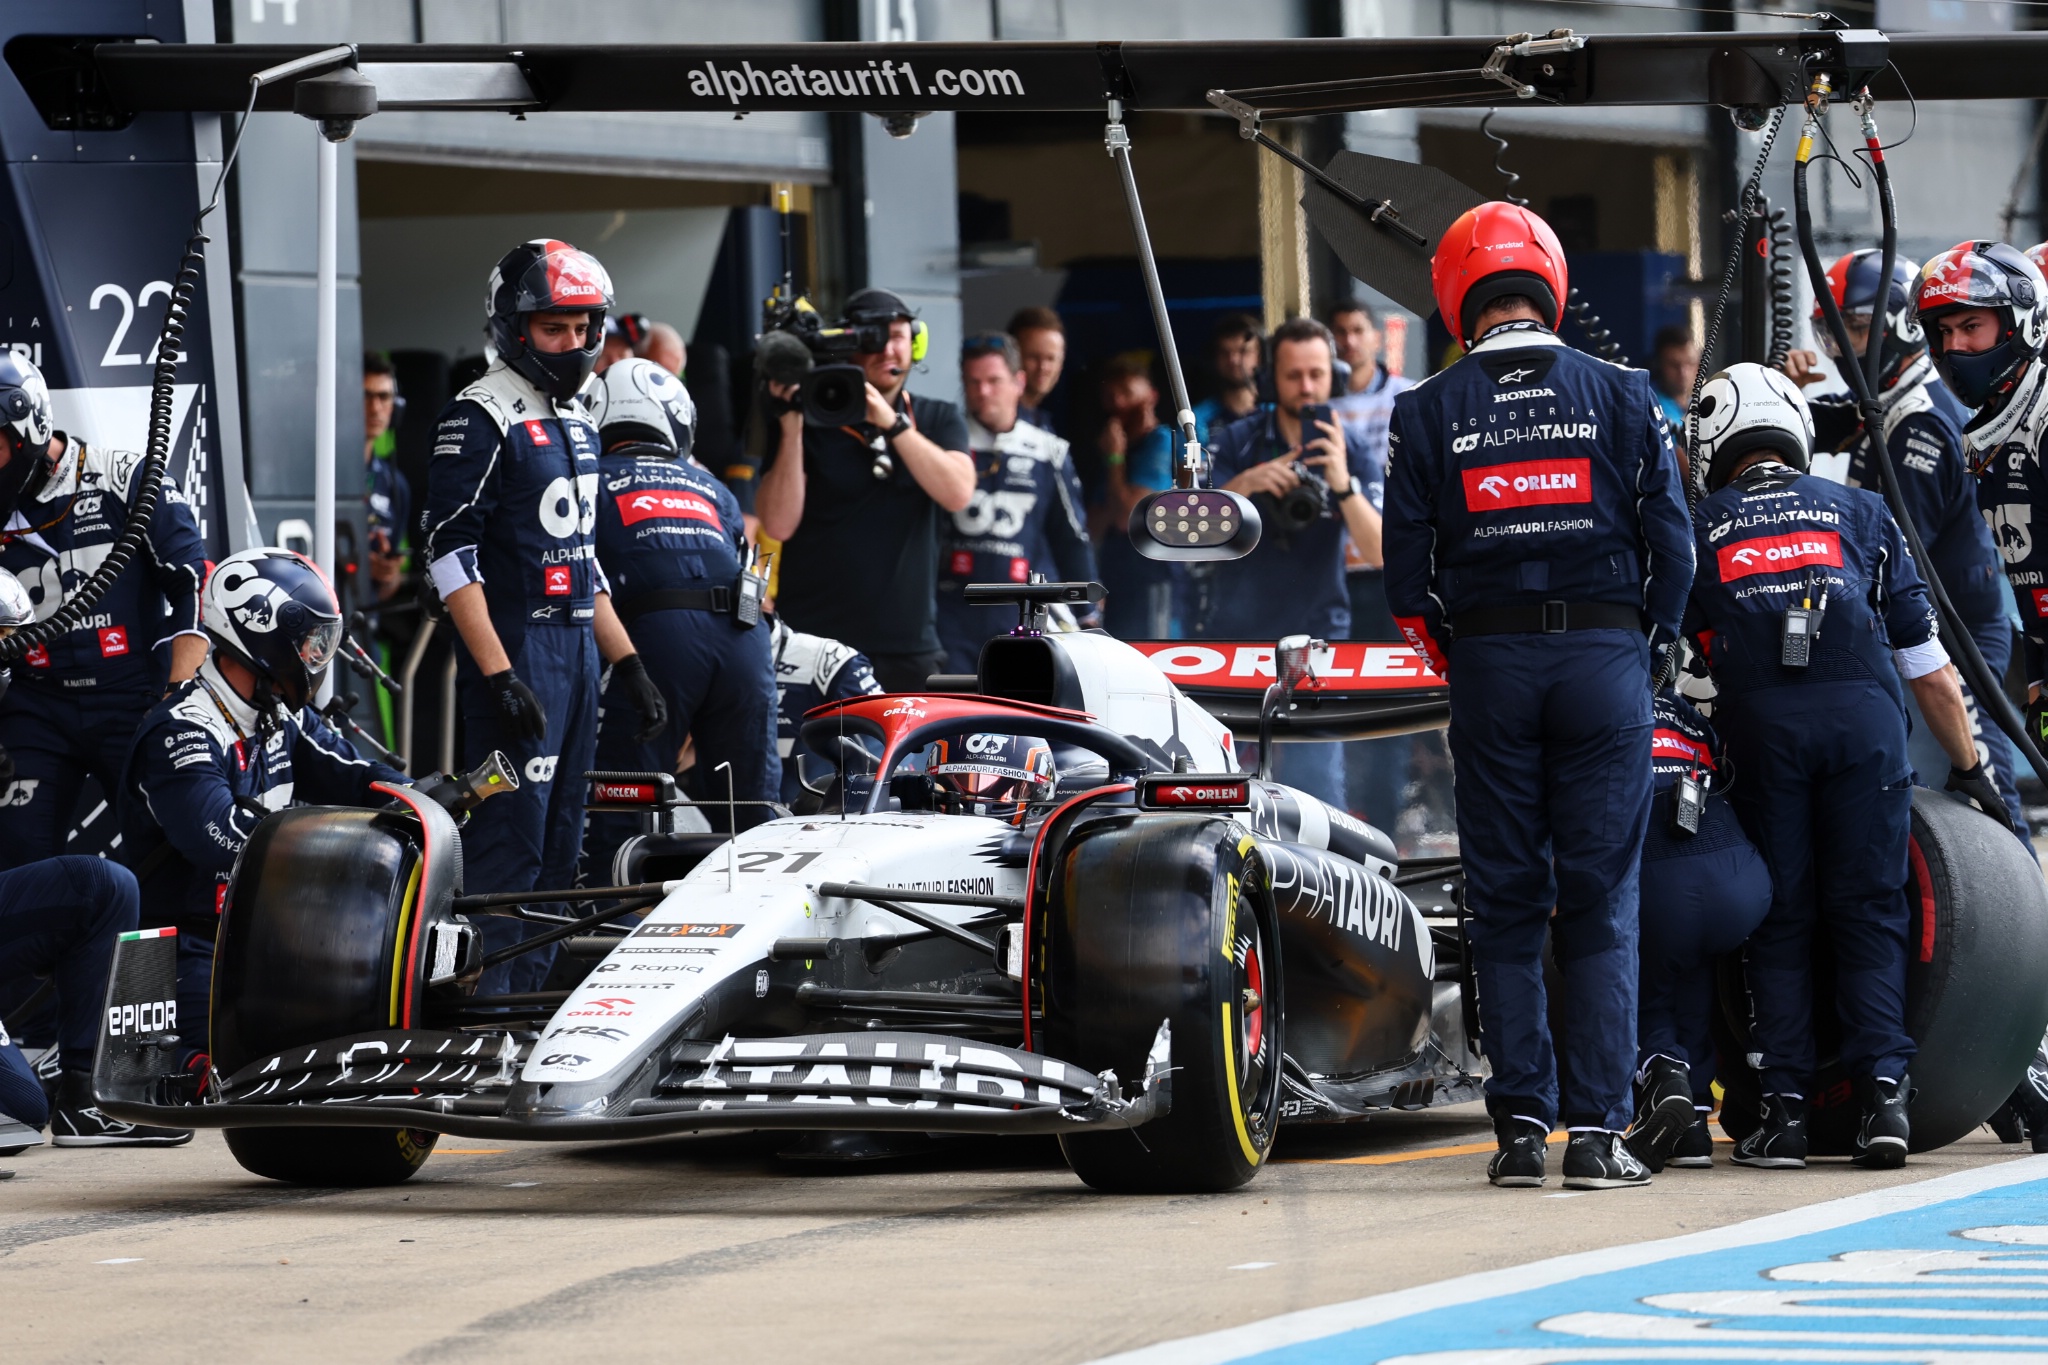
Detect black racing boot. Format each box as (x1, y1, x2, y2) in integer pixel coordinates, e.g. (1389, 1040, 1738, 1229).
(2009, 1042, 2048, 1154)
(49, 1073, 192, 1148)
(1624, 1057, 1697, 1174)
(1561, 1130, 1652, 1189)
(1665, 1111, 1715, 1168)
(1731, 1092, 1808, 1169)
(1487, 1114, 1549, 1188)
(1852, 1075, 1912, 1170)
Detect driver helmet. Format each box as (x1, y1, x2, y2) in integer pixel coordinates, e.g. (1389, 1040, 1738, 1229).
(0, 567, 30, 635)
(1430, 201, 1569, 347)
(201, 548, 343, 711)
(486, 239, 615, 406)
(1910, 241, 2048, 410)
(1693, 363, 1814, 493)
(1814, 249, 1926, 388)
(0, 350, 55, 522)
(923, 732, 1056, 819)
(586, 357, 697, 458)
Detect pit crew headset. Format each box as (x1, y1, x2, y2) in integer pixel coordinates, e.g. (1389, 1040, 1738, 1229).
(1816, 249, 1928, 391)
(587, 357, 695, 459)
(1430, 201, 1569, 348)
(0, 349, 57, 527)
(486, 239, 616, 406)
(201, 548, 343, 713)
(842, 287, 930, 366)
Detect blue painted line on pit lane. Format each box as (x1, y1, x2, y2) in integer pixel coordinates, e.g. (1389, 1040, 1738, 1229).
(1088, 1155, 2048, 1365)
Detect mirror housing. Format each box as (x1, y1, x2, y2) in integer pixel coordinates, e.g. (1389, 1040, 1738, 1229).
(1129, 487, 1262, 562)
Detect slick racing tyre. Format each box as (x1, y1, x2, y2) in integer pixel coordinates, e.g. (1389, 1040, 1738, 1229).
(213, 807, 440, 1185)
(1718, 787, 2048, 1154)
(1044, 814, 1281, 1193)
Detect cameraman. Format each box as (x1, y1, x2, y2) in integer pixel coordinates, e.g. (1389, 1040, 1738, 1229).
(758, 289, 975, 692)
(1203, 318, 1382, 806)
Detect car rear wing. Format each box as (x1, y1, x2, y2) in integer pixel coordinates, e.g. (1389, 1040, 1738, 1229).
(1123, 640, 1447, 741)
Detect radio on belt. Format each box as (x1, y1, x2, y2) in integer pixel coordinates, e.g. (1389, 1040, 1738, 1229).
(1782, 580, 1826, 669)
(1672, 769, 1704, 836)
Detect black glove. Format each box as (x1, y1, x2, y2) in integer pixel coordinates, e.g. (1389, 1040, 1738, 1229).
(610, 653, 668, 744)
(1948, 761, 2018, 835)
(2027, 695, 2048, 752)
(486, 668, 547, 742)
(1807, 396, 1863, 455)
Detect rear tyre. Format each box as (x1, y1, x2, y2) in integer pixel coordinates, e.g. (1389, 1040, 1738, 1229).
(1045, 815, 1281, 1193)
(1716, 788, 2048, 1154)
(213, 807, 439, 1185)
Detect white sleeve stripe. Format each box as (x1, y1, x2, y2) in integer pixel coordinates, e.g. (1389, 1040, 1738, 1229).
(1894, 636, 1950, 680)
(428, 550, 482, 599)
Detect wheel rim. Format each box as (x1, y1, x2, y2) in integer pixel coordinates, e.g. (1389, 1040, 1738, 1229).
(1232, 893, 1275, 1146)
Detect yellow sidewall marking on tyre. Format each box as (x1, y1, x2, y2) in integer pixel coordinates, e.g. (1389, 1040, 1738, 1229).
(1223, 874, 1240, 961)
(1221, 1001, 1262, 1166)
(387, 859, 423, 1026)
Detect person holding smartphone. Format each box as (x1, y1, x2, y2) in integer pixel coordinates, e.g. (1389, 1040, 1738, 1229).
(1201, 317, 1383, 806)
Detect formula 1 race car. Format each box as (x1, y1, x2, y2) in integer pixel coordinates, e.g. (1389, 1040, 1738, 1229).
(92, 582, 1477, 1193)
(91, 581, 2048, 1189)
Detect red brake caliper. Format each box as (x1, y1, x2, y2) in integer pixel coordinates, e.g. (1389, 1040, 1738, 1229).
(1244, 941, 1264, 1060)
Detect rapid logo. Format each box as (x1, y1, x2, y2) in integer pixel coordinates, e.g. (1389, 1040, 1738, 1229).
(1461, 458, 1592, 511)
(632, 922, 744, 939)
(1718, 530, 1843, 581)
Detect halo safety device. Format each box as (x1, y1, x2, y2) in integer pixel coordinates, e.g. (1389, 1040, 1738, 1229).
(485, 238, 615, 406)
(586, 357, 696, 458)
(1816, 249, 1926, 387)
(1430, 201, 1569, 346)
(921, 732, 1057, 819)
(201, 547, 344, 712)
(1693, 362, 1815, 493)
(1911, 240, 2048, 410)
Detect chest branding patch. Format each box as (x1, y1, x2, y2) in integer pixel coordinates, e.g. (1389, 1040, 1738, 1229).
(1461, 458, 1592, 511)
(617, 488, 721, 529)
(1716, 530, 1843, 581)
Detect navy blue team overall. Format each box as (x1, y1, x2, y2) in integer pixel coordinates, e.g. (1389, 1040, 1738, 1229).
(935, 419, 1095, 673)
(424, 366, 606, 995)
(585, 444, 778, 878)
(123, 658, 406, 1058)
(1638, 690, 1772, 1106)
(770, 616, 882, 805)
(0, 857, 140, 1126)
(1384, 322, 1694, 1133)
(0, 441, 207, 869)
(1832, 376, 2026, 834)
(1685, 460, 1941, 1097)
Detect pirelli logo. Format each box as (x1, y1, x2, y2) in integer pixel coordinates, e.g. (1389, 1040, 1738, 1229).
(1717, 531, 1843, 581)
(1461, 458, 1592, 511)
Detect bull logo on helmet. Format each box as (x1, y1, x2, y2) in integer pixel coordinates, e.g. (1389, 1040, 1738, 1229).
(212, 565, 294, 633)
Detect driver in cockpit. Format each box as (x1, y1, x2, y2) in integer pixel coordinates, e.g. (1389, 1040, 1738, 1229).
(922, 733, 1056, 822)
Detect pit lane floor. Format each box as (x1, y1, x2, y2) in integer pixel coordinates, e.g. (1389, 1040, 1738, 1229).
(0, 1105, 2032, 1364)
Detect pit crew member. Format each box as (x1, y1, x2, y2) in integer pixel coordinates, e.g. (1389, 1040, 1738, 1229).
(122, 549, 408, 1068)
(1204, 318, 1384, 808)
(770, 613, 881, 807)
(1628, 686, 1772, 1171)
(1383, 201, 1694, 1190)
(583, 358, 776, 879)
(1796, 251, 2025, 836)
(757, 287, 975, 693)
(422, 240, 666, 995)
(0, 350, 207, 870)
(936, 333, 1096, 673)
(1684, 363, 2002, 1172)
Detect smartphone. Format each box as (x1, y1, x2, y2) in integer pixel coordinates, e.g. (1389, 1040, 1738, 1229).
(1298, 403, 1336, 450)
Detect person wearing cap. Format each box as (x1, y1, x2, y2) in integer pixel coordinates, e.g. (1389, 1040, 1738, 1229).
(1382, 201, 1694, 1191)
(421, 240, 668, 996)
(757, 288, 975, 692)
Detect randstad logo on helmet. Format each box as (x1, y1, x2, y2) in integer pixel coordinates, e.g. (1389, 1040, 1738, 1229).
(1717, 531, 1843, 580)
(1461, 458, 1592, 511)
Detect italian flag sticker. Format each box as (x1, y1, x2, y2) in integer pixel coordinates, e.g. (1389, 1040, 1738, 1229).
(117, 927, 178, 942)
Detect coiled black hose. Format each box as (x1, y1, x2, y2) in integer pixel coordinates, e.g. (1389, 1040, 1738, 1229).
(1762, 198, 1797, 368)
(1479, 110, 1626, 365)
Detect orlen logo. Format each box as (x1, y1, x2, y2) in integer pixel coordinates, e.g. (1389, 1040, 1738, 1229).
(2032, 588, 2048, 619)
(617, 490, 720, 528)
(593, 780, 657, 804)
(544, 565, 571, 596)
(1461, 458, 1592, 511)
(97, 625, 128, 657)
(524, 419, 552, 445)
(1651, 728, 1713, 767)
(565, 996, 635, 1018)
(1717, 531, 1842, 581)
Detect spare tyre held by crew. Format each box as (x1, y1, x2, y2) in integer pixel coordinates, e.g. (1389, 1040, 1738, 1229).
(120, 549, 407, 1070)
(755, 288, 976, 693)
(421, 241, 666, 996)
(1382, 201, 1696, 1192)
(1626, 686, 1773, 1173)
(1682, 362, 2007, 1173)
(583, 358, 777, 873)
(1801, 250, 2028, 839)
(0, 350, 209, 871)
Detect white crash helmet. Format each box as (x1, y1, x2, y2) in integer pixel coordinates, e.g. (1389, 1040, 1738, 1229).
(586, 356, 696, 459)
(0, 350, 52, 455)
(201, 548, 343, 710)
(0, 567, 31, 634)
(1693, 362, 1814, 493)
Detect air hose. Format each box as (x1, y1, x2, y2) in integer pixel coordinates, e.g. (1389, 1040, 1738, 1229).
(1761, 197, 1798, 368)
(1792, 77, 2048, 789)
(1480, 110, 1626, 364)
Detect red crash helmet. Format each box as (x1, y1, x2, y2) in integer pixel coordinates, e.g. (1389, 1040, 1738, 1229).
(485, 238, 615, 404)
(1431, 202, 1568, 346)
(1910, 240, 2047, 409)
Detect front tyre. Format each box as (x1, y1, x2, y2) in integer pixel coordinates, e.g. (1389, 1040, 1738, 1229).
(1045, 815, 1281, 1193)
(224, 1126, 435, 1187)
